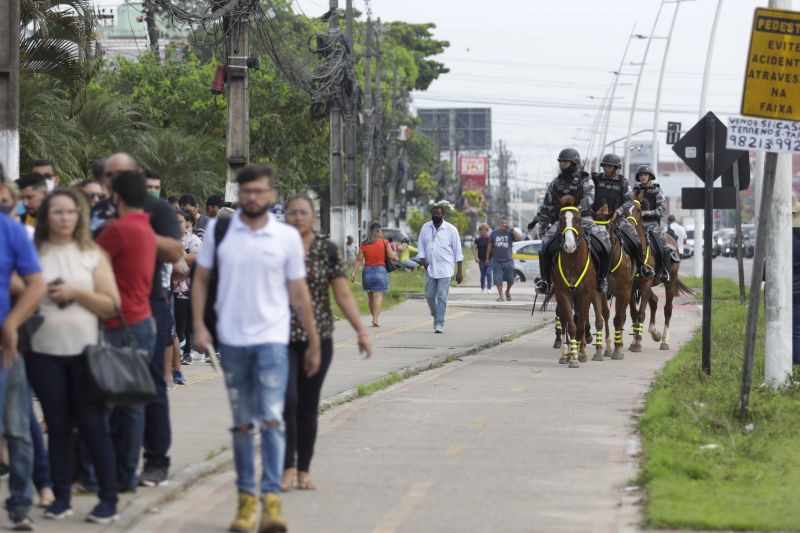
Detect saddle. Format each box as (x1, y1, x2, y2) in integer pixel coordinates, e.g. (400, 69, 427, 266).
(615, 221, 640, 263)
(543, 232, 606, 274)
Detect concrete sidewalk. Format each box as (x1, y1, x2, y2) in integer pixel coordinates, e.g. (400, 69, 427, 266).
(7, 288, 547, 532)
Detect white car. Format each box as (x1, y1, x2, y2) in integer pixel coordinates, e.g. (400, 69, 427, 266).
(512, 240, 542, 283)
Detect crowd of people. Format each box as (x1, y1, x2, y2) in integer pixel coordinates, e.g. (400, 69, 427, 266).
(0, 156, 374, 532)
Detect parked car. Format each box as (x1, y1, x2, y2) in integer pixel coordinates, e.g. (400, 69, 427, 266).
(716, 228, 735, 256)
(725, 228, 756, 258)
(512, 240, 541, 283)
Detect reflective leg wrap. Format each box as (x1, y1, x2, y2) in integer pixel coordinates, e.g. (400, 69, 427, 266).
(594, 331, 603, 349)
(555, 317, 562, 333)
(631, 322, 644, 337)
(614, 329, 623, 344)
(569, 338, 579, 355)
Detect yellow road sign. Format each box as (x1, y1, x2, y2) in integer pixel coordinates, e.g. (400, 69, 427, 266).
(742, 7, 800, 121)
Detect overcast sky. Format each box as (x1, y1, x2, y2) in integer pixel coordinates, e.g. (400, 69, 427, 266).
(97, 0, 781, 189)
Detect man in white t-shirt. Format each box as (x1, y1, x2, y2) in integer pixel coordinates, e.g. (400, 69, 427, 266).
(667, 215, 687, 256)
(192, 165, 319, 533)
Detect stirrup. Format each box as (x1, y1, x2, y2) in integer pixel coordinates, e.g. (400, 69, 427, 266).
(535, 278, 550, 295)
(661, 270, 671, 283)
(640, 264, 655, 279)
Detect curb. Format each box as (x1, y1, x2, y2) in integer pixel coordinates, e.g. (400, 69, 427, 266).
(112, 319, 552, 531)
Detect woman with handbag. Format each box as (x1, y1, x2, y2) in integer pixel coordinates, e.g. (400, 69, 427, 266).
(26, 189, 123, 523)
(282, 194, 372, 491)
(350, 222, 397, 327)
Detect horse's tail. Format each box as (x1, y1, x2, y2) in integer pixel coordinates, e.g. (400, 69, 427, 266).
(675, 276, 696, 297)
(540, 291, 554, 312)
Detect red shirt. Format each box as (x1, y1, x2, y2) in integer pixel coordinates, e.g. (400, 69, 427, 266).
(97, 212, 157, 329)
(361, 239, 389, 267)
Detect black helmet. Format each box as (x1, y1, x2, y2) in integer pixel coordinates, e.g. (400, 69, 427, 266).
(600, 153, 621, 168)
(635, 165, 656, 181)
(557, 147, 581, 166)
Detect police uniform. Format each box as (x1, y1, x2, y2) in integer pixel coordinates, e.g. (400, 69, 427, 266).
(533, 151, 611, 294)
(632, 166, 674, 282)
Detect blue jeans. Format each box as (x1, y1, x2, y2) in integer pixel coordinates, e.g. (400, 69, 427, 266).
(144, 297, 172, 470)
(0, 356, 34, 516)
(425, 274, 451, 327)
(478, 261, 492, 289)
(29, 388, 52, 493)
(219, 343, 289, 496)
(106, 317, 156, 492)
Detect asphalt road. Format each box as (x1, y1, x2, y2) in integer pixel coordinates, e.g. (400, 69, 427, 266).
(679, 255, 753, 284)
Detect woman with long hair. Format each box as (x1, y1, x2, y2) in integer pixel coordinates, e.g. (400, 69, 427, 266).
(350, 222, 397, 327)
(282, 194, 372, 491)
(27, 189, 122, 523)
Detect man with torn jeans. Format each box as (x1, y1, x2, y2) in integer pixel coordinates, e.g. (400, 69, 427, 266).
(192, 165, 319, 533)
(1, 208, 46, 530)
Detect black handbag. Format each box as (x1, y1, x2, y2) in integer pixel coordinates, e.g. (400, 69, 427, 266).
(384, 241, 397, 273)
(85, 310, 156, 406)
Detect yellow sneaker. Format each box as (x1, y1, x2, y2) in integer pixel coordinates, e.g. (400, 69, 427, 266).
(230, 492, 258, 532)
(258, 493, 288, 533)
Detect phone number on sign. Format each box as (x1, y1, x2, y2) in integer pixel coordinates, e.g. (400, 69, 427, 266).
(727, 135, 800, 152)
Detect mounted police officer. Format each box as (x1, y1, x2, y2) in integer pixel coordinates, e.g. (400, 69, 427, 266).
(632, 165, 675, 283)
(591, 154, 652, 279)
(529, 147, 611, 295)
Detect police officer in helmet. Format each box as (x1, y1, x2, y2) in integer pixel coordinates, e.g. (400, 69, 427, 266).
(529, 147, 611, 295)
(632, 165, 675, 283)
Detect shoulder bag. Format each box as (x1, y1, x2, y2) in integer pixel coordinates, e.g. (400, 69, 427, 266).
(383, 240, 397, 273)
(85, 308, 156, 406)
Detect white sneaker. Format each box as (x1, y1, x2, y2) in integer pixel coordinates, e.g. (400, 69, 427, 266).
(434, 325, 443, 333)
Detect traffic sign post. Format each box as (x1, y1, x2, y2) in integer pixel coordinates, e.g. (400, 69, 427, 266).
(738, 6, 798, 417)
(701, 115, 714, 376)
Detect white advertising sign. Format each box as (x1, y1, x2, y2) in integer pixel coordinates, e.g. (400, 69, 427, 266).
(726, 115, 800, 154)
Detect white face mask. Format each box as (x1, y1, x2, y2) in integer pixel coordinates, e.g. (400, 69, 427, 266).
(45, 179, 55, 192)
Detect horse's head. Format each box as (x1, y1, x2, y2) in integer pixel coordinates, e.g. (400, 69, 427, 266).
(556, 194, 582, 254)
(593, 203, 611, 222)
(627, 191, 645, 226)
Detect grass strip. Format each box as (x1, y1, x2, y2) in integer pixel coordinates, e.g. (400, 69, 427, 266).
(639, 283, 800, 531)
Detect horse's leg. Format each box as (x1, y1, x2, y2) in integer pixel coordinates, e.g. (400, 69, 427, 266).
(553, 303, 563, 350)
(660, 273, 677, 350)
(602, 294, 613, 357)
(648, 290, 662, 342)
(576, 292, 590, 365)
(630, 282, 650, 352)
(592, 293, 606, 361)
(556, 295, 572, 365)
(612, 279, 630, 360)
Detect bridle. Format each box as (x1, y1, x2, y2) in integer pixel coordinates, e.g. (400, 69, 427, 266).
(557, 205, 590, 289)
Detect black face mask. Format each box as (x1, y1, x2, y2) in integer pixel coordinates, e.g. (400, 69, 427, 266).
(432, 216, 443, 226)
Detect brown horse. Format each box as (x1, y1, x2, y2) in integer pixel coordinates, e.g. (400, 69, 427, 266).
(627, 193, 695, 351)
(542, 195, 596, 367)
(592, 203, 635, 359)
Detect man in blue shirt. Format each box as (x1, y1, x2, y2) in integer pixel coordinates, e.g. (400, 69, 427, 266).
(0, 205, 46, 529)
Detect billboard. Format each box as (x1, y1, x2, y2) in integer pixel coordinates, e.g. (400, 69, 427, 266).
(459, 156, 488, 191)
(417, 108, 492, 151)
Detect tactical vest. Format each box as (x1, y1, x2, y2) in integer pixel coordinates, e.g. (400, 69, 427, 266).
(593, 176, 625, 213)
(552, 172, 584, 201)
(634, 184, 662, 222)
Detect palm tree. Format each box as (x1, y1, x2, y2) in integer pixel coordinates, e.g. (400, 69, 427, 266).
(20, 0, 97, 92)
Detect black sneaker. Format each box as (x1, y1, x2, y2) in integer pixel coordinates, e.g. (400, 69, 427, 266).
(180, 353, 193, 366)
(86, 501, 119, 524)
(5, 511, 34, 531)
(661, 270, 671, 284)
(534, 278, 549, 295)
(43, 499, 73, 520)
(139, 465, 169, 488)
(598, 278, 609, 294)
(640, 264, 655, 279)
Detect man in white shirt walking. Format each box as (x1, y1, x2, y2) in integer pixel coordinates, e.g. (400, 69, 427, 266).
(416, 205, 464, 333)
(192, 165, 319, 533)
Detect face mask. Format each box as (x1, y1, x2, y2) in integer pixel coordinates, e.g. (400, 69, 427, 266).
(45, 179, 55, 192)
(148, 190, 160, 199)
(432, 216, 443, 226)
(16, 201, 25, 217)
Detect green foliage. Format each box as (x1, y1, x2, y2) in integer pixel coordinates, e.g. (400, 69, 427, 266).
(413, 171, 438, 201)
(407, 207, 426, 236)
(382, 21, 449, 92)
(638, 284, 800, 531)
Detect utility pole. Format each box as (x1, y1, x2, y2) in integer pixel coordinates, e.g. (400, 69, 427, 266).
(344, 0, 358, 241)
(0, 0, 20, 181)
(651, 0, 684, 178)
(362, 17, 373, 230)
(328, 0, 345, 254)
(598, 24, 636, 164)
(370, 20, 383, 223)
(143, 0, 160, 56)
(224, 10, 250, 201)
(386, 62, 399, 227)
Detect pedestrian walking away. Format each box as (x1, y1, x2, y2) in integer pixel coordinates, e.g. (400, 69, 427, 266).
(472, 223, 493, 293)
(0, 168, 46, 530)
(282, 194, 372, 492)
(27, 188, 123, 525)
(416, 205, 464, 333)
(192, 165, 321, 533)
(486, 217, 520, 301)
(350, 223, 398, 328)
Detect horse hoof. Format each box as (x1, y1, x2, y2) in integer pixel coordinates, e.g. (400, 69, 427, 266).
(553, 339, 562, 350)
(592, 353, 605, 362)
(604, 349, 613, 358)
(630, 345, 642, 353)
(578, 354, 588, 363)
(660, 342, 670, 350)
(568, 360, 580, 368)
(611, 352, 625, 360)
(650, 331, 662, 342)
(558, 356, 569, 365)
